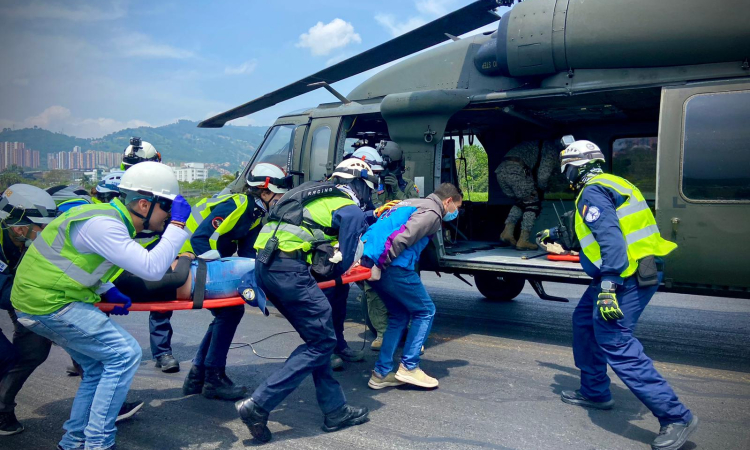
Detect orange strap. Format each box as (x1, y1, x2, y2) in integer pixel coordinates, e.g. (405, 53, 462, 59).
(547, 254, 580, 262)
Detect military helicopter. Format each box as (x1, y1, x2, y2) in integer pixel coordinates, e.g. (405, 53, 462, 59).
(201, 0, 750, 306)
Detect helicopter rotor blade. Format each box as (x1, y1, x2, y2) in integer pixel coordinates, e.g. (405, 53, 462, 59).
(198, 0, 501, 128)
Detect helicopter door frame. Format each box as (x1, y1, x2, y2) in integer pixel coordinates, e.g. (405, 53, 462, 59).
(656, 79, 750, 297)
(301, 117, 342, 182)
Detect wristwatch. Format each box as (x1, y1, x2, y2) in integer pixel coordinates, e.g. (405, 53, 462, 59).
(600, 280, 617, 292)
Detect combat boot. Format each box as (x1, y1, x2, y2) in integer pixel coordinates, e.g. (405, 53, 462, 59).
(202, 367, 247, 401)
(236, 398, 272, 443)
(515, 230, 538, 251)
(182, 365, 205, 396)
(322, 404, 369, 432)
(500, 223, 517, 246)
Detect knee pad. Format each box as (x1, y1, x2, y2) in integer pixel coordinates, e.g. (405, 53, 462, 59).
(522, 200, 542, 218)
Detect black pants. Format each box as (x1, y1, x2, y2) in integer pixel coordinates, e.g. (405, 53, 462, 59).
(322, 284, 350, 352)
(0, 310, 52, 413)
(251, 258, 346, 415)
(149, 311, 174, 359)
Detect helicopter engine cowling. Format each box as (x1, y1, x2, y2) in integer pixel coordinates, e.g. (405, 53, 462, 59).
(491, 0, 750, 78)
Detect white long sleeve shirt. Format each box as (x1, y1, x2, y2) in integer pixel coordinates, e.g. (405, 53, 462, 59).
(70, 216, 189, 292)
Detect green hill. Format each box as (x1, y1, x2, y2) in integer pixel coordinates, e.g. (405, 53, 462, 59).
(0, 120, 268, 167)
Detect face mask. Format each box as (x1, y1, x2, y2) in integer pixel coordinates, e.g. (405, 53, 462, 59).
(443, 201, 458, 222)
(254, 197, 267, 213)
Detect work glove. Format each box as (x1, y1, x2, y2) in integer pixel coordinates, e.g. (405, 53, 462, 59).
(102, 287, 132, 316)
(170, 195, 191, 223)
(383, 174, 399, 190)
(597, 291, 624, 321)
(374, 200, 400, 217)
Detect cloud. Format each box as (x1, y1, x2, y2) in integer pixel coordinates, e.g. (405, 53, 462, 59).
(224, 60, 258, 75)
(0, 106, 153, 139)
(113, 32, 195, 59)
(415, 0, 454, 17)
(296, 18, 361, 56)
(374, 14, 426, 37)
(0, 0, 127, 22)
(377, 1, 503, 38)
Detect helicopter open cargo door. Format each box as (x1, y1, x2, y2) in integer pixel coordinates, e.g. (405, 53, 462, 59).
(656, 81, 750, 298)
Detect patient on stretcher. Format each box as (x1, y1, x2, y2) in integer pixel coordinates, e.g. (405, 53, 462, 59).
(115, 255, 257, 302)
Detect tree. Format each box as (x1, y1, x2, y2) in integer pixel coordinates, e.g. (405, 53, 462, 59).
(456, 144, 489, 200)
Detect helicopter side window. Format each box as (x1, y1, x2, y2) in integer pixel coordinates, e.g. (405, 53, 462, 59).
(612, 137, 658, 201)
(310, 126, 331, 181)
(251, 124, 295, 170)
(682, 91, 750, 202)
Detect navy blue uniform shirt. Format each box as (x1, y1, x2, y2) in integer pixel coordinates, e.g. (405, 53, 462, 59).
(576, 183, 630, 285)
(330, 204, 368, 277)
(190, 201, 263, 258)
(0, 229, 23, 310)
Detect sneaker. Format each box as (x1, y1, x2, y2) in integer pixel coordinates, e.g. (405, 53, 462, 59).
(0, 411, 24, 436)
(560, 390, 615, 410)
(322, 404, 369, 432)
(394, 363, 438, 388)
(155, 354, 180, 373)
(115, 401, 144, 424)
(651, 415, 699, 450)
(331, 354, 344, 371)
(336, 347, 364, 362)
(370, 336, 383, 351)
(368, 371, 404, 390)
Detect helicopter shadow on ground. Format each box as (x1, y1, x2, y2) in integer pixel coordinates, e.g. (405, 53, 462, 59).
(539, 361, 697, 450)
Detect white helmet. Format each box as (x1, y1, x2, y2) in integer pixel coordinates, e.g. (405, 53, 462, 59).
(119, 161, 180, 200)
(122, 137, 161, 168)
(46, 185, 91, 205)
(350, 146, 384, 173)
(331, 159, 377, 190)
(96, 171, 124, 194)
(246, 163, 293, 194)
(0, 184, 57, 226)
(560, 140, 605, 173)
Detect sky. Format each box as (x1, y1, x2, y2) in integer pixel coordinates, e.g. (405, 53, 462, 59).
(0, 0, 506, 139)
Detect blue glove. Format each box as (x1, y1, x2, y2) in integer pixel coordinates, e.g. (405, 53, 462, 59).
(102, 287, 132, 316)
(171, 195, 191, 223)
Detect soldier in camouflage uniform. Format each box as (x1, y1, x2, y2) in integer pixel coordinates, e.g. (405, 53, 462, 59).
(495, 140, 558, 250)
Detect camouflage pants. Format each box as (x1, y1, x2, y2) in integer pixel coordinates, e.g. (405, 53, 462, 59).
(358, 281, 388, 337)
(496, 161, 539, 231)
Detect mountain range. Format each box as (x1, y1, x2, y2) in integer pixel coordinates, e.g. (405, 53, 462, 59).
(0, 120, 269, 167)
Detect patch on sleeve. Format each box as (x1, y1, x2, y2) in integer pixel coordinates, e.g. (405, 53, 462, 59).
(584, 206, 601, 223)
(211, 217, 224, 229)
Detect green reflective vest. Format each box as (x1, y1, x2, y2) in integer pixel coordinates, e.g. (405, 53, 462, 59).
(180, 194, 261, 254)
(11, 198, 137, 315)
(254, 195, 355, 264)
(574, 174, 677, 278)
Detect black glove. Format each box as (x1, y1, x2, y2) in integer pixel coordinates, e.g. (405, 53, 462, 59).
(597, 291, 624, 321)
(171, 195, 191, 223)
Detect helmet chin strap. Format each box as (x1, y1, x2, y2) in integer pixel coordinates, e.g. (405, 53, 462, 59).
(128, 200, 157, 231)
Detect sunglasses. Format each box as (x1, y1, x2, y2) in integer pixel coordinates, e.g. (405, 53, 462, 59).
(155, 198, 172, 213)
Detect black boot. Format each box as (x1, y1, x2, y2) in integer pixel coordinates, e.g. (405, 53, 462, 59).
(322, 404, 369, 432)
(236, 398, 272, 443)
(561, 390, 615, 410)
(182, 365, 205, 396)
(202, 367, 247, 401)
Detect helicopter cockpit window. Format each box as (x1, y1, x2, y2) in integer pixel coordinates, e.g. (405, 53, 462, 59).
(252, 124, 295, 170)
(612, 137, 657, 200)
(310, 126, 331, 181)
(682, 91, 750, 202)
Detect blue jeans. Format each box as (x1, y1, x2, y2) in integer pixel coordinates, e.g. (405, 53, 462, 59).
(572, 273, 692, 426)
(16, 302, 141, 450)
(190, 258, 252, 368)
(370, 266, 435, 375)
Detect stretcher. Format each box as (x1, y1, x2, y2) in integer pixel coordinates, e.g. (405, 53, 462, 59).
(547, 254, 580, 262)
(96, 265, 372, 313)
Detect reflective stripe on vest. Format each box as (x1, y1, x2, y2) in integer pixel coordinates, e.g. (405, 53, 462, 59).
(254, 196, 354, 261)
(574, 174, 677, 278)
(182, 194, 257, 253)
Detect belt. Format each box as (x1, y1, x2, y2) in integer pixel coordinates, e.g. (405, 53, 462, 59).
(278, 250, 306, 261)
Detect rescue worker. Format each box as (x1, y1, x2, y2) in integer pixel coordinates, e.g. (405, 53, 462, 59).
(347, 146, 400, 350)
(10, 162, 191, 450)
(378, 140, 419, 203)
(47, 185, 92, 213)
(0, 185, 57, 436)
(236, 163, 371, 443)
(323, 159, 380, 368)
(361, 183, 462, 390)
(552, 140, 697, 450)
(495, 140, 558, 250)
(120, 136, 161, 170)
(181, 163, 289, 401)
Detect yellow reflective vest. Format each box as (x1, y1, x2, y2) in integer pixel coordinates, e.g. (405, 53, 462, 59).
(574, 174, 677, 278)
